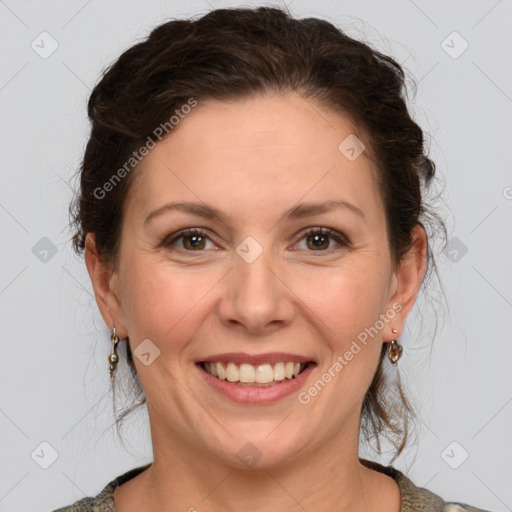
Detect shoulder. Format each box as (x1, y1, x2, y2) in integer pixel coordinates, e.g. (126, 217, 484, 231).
(52, 496, 104, 512)
(359, 458, 493, 512)
(442, 504, 494, 512)
(51, 464, 152, 512)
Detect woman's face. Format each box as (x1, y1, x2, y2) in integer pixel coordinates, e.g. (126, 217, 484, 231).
(87, 93, 425, 469)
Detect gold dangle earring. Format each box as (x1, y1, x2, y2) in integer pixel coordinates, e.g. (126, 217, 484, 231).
(388, 328, 403, 366)
(108, 327, 120, 379)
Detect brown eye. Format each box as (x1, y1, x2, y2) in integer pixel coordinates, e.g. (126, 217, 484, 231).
(295, 227, 349, 252)
(183, 233, 206, 250)
(306, 232, 330, 250)
(162, 228, 214, 251)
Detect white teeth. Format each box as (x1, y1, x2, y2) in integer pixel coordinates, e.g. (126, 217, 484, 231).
(239, 363, 255, 383)
(226, 362, 239, 382)
(255, 364, 274, 383)
(203, 361, 307, 384)
(273, 362, 285, 381)
(216, 362, 226, 380)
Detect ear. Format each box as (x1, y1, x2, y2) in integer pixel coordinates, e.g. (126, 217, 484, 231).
(84, 233, 128, 339)
(384, 224, 428, 339)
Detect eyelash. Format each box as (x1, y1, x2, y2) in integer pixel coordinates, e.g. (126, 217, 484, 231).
(161, 227, 350, 254)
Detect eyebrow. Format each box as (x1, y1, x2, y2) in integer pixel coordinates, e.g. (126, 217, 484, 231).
(144, 199, 366, 226)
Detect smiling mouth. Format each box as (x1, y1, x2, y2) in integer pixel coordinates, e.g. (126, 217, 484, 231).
(199, 361, 312, 387)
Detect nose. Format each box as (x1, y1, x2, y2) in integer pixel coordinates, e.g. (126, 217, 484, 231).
(218, 242, 295, 336)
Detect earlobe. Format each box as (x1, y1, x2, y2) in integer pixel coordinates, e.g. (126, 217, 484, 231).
(84, 233, 127, 338)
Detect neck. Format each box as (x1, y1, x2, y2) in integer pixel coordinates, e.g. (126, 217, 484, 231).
(130, 408, 396, 512)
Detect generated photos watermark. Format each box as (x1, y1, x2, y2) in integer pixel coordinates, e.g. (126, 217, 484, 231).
(93, 97, 198, 200)
(297, 302, 403, 405)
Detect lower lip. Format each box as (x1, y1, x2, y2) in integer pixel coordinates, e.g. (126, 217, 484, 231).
(196, 364, 316, 404)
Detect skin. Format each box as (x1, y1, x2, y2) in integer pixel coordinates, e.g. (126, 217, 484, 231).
(85, 92, 427, 512)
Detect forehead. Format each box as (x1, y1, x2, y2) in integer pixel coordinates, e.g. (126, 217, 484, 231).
(124, 93, 382, 223)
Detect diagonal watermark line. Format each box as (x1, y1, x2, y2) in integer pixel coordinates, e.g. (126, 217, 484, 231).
(470, 204, 499, 233)
(408, 0, 439, 29)
(472, 61, 512, 105)
(302, 96, 336, 131)
(61, 61, 91, 90)
(153, 161, 308, 438)
(61, 265, 96, 301)
(0, 0, 28, 28)
(264, 470, 311, 512)
(401, 55, 411, 67)
(0, 62, 29, 92)
(471, 396, 512, 439)
(0, 265, 28, 296)
(418, 61, 439, 85)
(0, 472, 29, 502)
(265, 411, 293, 438)
(61, 390, 109, 439)
(471, 470, 512, 510)
(61, 0, 94, 29)
(46, 162, 74, 193)
(201, 470, 234, 503)
(266, 164, 337, 234)
(0, 408, 29, 438)
(471, 265, 512, 308)
(471, 0, 503, 30)
(0, 202, 29, 233)
(422, 472, 439, 488)
(61, 470, 87, 497)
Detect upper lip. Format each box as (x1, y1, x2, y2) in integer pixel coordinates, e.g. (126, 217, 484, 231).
(197, 352, 315, 366)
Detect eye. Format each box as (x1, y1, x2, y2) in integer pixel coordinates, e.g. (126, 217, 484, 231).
(161, 227, 350, 253)
(162, 228, 216, 251)
(293, 227, 349, 252)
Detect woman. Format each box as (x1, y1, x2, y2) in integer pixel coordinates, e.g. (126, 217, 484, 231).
(55, 6, 490, 512)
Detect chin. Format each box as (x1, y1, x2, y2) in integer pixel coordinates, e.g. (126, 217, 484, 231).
(203, 427, 309, 471)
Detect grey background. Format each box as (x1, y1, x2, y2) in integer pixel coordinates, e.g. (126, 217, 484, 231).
(1, 0, 511, 511)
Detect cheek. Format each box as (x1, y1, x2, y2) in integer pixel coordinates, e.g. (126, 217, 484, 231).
(295, 257, 389, 342)
(119, 258, 219, 353)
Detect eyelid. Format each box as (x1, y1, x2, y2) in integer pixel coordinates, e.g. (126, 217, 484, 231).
(161, 226, 350, 252)
(293, 226, 350, 250)
(162, 228, 219, 250)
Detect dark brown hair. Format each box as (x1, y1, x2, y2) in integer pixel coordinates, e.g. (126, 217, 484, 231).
(69, 5, 446, 461)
